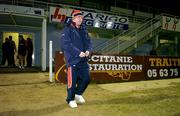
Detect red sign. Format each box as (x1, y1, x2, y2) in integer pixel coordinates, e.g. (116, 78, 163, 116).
(55, 52, 180, 84)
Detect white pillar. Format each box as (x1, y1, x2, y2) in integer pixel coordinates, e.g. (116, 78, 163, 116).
(155, 34, 159, 49)
(41, 18, 47, 71)
(49, 41, 53, 82)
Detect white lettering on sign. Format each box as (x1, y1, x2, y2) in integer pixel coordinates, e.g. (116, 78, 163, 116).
(89, 55, 142, 71)
(91, 55, 133, 63)
(89, 64, 142, 71)
(49, 7, 128, 30)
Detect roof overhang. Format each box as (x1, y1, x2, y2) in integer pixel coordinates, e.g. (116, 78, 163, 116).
(0, 11, 45, 29)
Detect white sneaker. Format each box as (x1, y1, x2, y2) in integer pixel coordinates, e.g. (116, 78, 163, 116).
(68, 100, 77, 108)
(75, 94, 85, 104)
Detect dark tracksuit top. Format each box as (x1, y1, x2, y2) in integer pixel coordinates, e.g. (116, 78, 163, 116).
(60, 22, 92, 103)
(60, 22, 92, 66)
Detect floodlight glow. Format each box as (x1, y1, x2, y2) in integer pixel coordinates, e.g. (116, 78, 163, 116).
(32, 53, 34, 60)
(94, 20, 100, 28)
(106, 22, 113, 29)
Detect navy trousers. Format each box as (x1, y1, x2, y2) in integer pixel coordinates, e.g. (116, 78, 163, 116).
(66, 62, 90, 103)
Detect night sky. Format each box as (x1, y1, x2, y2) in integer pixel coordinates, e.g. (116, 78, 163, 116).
(127, 0, 179, 15)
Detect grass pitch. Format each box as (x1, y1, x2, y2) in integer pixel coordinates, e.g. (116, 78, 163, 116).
(0, 73, 180, 116)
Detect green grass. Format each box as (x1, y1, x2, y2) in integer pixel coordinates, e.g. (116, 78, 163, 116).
(84, 81, 180, 116)
(0, 76, 180, 116)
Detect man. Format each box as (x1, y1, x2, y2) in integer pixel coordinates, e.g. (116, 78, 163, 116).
(1, 38, 9, 66)
(9, 36, 16, 67)
(60, 9, 92, 108)
(26, 38, 33, 67)
(18, 35, 26, 69)
(150, 46, 157, 55)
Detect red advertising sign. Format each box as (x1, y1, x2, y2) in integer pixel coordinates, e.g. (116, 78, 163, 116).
(49, 7, 128, 30)
(55, 52, 180, 84)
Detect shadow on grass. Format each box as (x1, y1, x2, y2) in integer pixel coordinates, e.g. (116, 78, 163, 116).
(87, 94, 180, 105)
(0, 103, 68, 116)
(174, 112, 180, 116)
(0, 81, 50, 87)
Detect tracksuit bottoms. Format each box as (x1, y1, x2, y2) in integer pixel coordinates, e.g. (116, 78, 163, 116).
(66, 61, 90, 103)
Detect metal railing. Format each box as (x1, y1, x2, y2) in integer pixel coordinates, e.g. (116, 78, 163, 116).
(93, 17, 152, 52)
(95, 14, 162, 54)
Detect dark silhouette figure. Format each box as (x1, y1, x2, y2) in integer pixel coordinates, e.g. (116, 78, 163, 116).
(1, 38, 9, 66)
(150, 47, 157, 55)
(18, 35, 26, 69)
(9, 36, 16, 67)
(26, 38, 33, 67)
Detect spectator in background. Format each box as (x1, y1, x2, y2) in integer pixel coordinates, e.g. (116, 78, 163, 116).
(26, 38, 33, 67)
(18, 35, 26, 69)
(9, 36, 16, 67)
(1, 38, 9, 66)
(150, 46, 157, 55)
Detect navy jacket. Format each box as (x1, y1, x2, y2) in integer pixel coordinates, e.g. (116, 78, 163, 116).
(60, 21, 92, 66)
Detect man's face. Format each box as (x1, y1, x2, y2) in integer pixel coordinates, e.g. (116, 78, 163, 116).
(72, 15, 83, 27)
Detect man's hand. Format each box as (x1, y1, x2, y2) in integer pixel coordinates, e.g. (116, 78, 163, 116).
(85, 51, 90, 57)
(79, 52, 86, 57)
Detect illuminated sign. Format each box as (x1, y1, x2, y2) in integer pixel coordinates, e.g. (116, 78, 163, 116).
(54, 52, 180, 84)
(49, 7, 128, 30)
(162, 16, 180, 32)
(0, 4, 44, 16)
